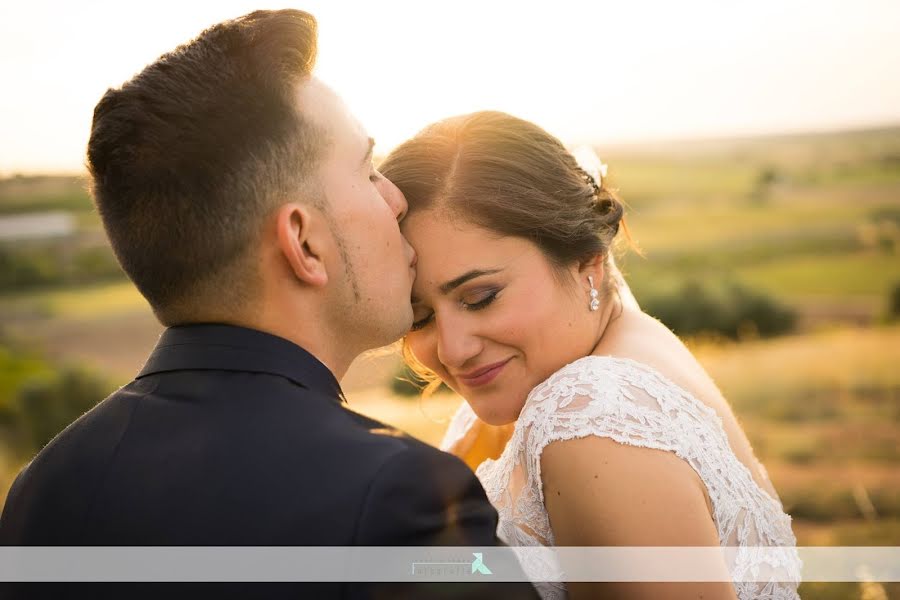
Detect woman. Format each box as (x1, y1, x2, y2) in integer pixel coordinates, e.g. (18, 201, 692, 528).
(379, 111, 800, 600)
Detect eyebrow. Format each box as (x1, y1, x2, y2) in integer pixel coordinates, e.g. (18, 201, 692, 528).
(438, 269, 503, 295)
(359, 137, 375, 168)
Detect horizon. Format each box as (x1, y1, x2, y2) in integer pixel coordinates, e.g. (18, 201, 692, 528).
(2, 0, 899, 175)
(3, 120, 898, 179)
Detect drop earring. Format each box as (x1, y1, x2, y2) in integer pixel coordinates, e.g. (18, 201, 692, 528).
(588, 276, 600, 311)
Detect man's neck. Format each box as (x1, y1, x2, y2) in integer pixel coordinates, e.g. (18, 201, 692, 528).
(224, 310, 356, 382)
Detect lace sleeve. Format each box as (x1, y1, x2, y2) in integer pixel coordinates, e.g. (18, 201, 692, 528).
(519, 357, 710, 509)
(478, 357, 714, 548)
(496, 356, 801, 598)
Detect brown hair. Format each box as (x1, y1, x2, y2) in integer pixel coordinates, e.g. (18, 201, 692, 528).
(87, 10, 322, 325)
(378, 110, 629, 393)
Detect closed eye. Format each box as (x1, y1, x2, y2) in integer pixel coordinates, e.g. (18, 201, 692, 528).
(464, 289, 499, 310)
(410, 313, 432, 332)
(409, 290, 500, 333)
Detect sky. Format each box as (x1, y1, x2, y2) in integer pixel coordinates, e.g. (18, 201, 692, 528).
(1, 0, 899, 175)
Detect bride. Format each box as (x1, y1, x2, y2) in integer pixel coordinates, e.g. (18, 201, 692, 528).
(379, 111, 801, 600)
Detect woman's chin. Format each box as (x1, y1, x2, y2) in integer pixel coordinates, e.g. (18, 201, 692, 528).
(465, 395, 525, 427)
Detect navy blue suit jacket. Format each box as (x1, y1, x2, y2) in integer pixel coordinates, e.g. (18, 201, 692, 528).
(1, 324, 538, 599)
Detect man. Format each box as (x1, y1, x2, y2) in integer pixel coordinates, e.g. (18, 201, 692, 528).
(0, 10, 537, 599)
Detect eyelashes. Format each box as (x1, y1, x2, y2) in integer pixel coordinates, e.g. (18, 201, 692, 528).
(409, 289, 501, 332)
(466, 290, 498, 311)
(410, 315, 431, 332)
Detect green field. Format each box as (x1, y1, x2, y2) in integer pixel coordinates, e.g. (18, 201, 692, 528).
(3, 280, 151, 319)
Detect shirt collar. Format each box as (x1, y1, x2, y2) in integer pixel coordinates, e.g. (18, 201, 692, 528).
(136, 323, 346, 403)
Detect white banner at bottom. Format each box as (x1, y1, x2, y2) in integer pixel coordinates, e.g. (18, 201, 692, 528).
(0, 546, 896, 582)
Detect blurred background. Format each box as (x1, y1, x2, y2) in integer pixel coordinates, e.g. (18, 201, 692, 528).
(1, 1, 898, 597)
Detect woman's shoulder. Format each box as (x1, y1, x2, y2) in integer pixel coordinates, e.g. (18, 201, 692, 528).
(525, 311, 668, 397)
(523, 353, 666, 408)
(599, 308, 714, 388)
(521, 316, 712, 423)
(518, 309, 727, 451)
(521, 352, 721, 442)
(513, 353, 720, 527)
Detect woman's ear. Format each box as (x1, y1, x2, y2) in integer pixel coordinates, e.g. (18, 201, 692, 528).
(577, 253, 605, 286)
(275, 203, 329, 287)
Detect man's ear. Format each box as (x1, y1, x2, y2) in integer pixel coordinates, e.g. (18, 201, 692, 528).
(275, 203, 328, 287)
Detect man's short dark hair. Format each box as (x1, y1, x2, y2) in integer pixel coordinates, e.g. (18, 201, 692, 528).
(86, 9, 323, 325)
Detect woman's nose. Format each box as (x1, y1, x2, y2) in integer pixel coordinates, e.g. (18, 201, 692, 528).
(435, 316, 482, 371)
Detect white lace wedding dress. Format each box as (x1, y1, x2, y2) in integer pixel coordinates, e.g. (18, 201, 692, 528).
(440, 356, 802, 600)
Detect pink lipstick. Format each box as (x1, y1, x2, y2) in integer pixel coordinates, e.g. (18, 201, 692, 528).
(458, 358, 512, 387)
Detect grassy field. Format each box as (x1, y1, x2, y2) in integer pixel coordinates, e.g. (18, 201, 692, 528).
(604, 127, 900, 331)
(2, 280, 151, 320)
(1, 126, 898, 597)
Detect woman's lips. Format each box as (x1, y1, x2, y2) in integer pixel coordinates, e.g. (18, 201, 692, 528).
(458, 358, 512, 387)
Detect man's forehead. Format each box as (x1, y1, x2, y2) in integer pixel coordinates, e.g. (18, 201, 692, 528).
(295, 77, 365, 141)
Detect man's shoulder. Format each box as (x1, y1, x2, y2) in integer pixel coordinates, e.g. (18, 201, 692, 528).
(330, 407, 485, 491)
(341, 410, 497, 546)
(0, 379, 148, 543)
(332, 404, 460, 471)
(16, 377, 148, 476)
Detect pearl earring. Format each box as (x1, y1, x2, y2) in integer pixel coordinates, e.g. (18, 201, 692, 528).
(588, 276, 600, 311)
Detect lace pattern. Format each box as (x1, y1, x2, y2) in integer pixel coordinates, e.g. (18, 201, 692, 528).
(474, 356, 801, 600)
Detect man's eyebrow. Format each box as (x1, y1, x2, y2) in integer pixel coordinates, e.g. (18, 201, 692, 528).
(360, 137, 375, 168)
(439, 269, 503, 294)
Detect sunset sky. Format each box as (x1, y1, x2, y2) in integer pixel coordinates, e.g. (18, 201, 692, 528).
(1, 0, 899, 175)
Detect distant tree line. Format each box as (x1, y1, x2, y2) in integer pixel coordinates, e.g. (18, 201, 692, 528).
(0, 240, 125, 292)
(641, 279, 798, 340)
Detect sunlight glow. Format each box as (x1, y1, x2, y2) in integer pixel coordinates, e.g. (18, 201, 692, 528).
(1, 0, 899, 174)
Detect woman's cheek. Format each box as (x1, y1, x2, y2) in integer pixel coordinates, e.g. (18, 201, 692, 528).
(408, 335, 437, 373)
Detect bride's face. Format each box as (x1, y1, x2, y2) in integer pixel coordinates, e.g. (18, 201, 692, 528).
(402, 210, 596, 425)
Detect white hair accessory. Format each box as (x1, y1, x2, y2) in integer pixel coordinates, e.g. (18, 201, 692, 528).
(570, 145, 608, 188)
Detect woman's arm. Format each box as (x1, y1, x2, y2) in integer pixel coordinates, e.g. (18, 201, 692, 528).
(541, 435, 738, 600)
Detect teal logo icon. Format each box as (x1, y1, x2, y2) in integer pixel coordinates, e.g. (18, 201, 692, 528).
(410, 552, 493, 576)
(471, 553, 492, 575)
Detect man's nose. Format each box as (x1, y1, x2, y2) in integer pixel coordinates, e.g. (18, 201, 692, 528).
(436, 315, 482, 371)
(377, 174, 409, 221)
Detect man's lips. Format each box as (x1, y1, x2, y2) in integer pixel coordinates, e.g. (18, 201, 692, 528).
(408, 253, 417, 281)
